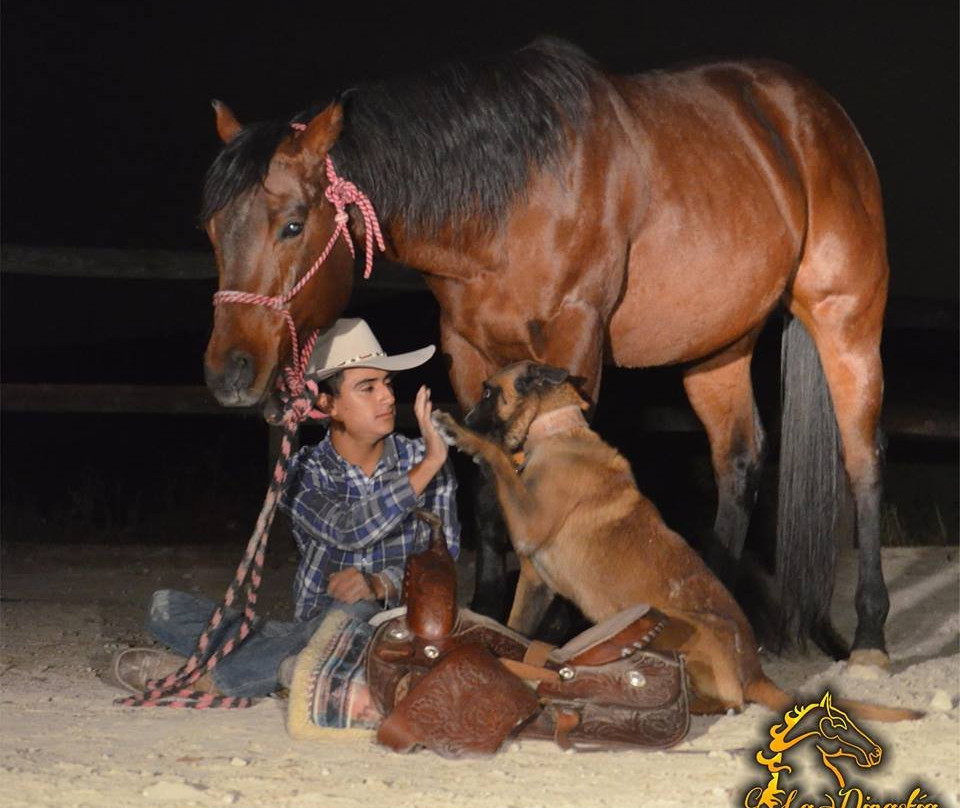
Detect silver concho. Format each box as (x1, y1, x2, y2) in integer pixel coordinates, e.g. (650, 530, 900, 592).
(387, 624, 410, 641)
(627, 670, 647, 688)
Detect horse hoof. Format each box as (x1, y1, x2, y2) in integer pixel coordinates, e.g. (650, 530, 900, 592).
(847, 648, 890, 670)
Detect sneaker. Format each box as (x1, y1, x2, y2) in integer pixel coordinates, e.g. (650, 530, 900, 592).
(107, 647, 189, 693)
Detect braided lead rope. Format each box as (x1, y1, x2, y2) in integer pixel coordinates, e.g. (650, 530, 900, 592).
(212, 150, 385, 398)
(116, 382, 324, 709)
(285, 328, 320, 399)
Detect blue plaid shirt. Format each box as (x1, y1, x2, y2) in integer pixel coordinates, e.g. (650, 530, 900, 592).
(279, 431, 460, 620)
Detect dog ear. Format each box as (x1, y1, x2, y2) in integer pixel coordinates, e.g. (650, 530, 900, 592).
(567, 375, 593, 411)
(515, 363, 569, 395)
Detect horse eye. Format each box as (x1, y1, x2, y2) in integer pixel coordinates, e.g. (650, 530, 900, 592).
(280, 221, 304, 239)
(482, 387, 492, 399)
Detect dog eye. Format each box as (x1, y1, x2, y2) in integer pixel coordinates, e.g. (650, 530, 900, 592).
(482, 387, 492, 399)
(280, 221, 304, 239)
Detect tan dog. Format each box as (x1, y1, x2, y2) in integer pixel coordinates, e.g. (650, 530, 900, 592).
(433, 362, 918, 721)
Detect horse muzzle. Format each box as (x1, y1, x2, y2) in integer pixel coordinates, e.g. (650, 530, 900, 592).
(204, 348, 264, 407)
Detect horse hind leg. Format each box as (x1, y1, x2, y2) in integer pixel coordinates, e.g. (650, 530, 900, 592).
(682, 329, 766, 589)
(793, 295, 890, 666)
(787, 290, 889, 665)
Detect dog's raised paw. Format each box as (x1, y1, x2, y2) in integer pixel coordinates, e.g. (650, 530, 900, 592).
(430, 410, 460, 447)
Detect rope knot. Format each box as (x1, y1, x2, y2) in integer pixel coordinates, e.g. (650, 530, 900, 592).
(324, 156, 386, 279)
(283, 396, 317, 427)
(285, 380, 320, 422)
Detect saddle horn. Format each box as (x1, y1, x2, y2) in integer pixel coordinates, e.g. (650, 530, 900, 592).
(404, 510, 457, 640)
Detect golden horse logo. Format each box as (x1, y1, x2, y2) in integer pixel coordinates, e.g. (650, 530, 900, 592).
(744, 692, 883, 808)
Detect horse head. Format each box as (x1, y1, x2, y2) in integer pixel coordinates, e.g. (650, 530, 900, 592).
(202, 101, 355, 407)
(812, 693, 882, 786)
(750, 692, 885, 805)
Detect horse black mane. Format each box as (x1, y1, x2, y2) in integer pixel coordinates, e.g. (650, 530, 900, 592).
(201, 38, 599, 236)
(201, 118, 291, 225)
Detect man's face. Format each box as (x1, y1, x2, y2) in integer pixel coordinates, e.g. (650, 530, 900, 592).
(325, 368, 396, 441)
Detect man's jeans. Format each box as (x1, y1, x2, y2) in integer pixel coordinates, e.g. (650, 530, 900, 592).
(145, 589, 381, 698)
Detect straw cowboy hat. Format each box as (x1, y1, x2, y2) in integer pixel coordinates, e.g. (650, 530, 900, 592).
(306, 318, 435, 381)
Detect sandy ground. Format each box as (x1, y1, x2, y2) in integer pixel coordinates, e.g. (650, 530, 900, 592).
(1, 541, 957, 808)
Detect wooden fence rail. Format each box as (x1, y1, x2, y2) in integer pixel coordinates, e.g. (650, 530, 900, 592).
(2, 245, 956, 441)
(1, 383, 955, 441)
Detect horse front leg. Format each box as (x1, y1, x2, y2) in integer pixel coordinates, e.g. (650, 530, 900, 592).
(437, 324, 512, 619)
(472, 464, 513, 619)
(682, 329, 766, 588)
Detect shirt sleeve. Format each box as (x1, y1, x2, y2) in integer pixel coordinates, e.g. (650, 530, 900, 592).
(280, 454, 419, 552)
(421, 457, 461, 560)
(377, 565, 405, 609)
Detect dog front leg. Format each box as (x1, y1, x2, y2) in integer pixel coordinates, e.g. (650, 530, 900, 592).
(433, 410, 549, 551)
(433, 410, 538, 517)
(508, 557, 556, 635)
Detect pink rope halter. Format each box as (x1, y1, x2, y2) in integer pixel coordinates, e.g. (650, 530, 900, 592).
(212, 151, 385, 396)
(117, 139, 385, 709)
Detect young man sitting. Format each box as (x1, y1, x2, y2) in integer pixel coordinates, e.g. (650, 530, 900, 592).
(109, 318, 459, 699)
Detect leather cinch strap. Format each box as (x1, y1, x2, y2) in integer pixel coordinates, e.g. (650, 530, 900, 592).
(499, 658, 561, 684)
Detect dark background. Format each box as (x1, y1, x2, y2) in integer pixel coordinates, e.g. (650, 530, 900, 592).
(1, 0, 957, 298)
(1, 2, 957, 556)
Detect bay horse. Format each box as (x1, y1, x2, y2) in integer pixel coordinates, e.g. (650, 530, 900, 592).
(201, 38, 890, 666)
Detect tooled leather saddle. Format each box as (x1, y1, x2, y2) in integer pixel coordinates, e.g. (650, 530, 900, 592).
(366, 511, 690, 758)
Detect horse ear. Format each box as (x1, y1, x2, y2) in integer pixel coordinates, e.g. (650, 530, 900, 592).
(298, 103, 344, 156)
(212, 99, 243, 143)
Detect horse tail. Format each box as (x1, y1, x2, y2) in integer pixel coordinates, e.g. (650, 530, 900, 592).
(776, 314, 853, 656)
(744, 676, 923, 723)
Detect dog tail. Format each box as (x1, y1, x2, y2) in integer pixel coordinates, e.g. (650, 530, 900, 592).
(831, 697, 924, 723)
(744, 675, 794, 714)
(744, 676, 923, 723)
